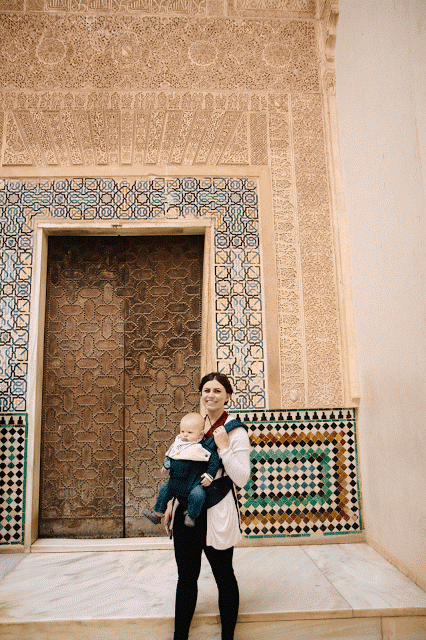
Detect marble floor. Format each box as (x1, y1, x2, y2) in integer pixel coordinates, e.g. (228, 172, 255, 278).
(0, 543, 425, 640)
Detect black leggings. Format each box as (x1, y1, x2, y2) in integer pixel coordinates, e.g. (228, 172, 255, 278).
(173, 504, 240, 640)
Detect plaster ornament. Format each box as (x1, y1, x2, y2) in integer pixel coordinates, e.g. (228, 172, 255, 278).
(188, 40, 218, 66)
(262, 42, 291, 70)
(36, 33, 68, 66)
(112, 33, 146, 67)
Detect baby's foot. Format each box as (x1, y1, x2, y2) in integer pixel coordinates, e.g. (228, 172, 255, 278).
(143, 510, 162, 525)
(184, 513, 196, 527)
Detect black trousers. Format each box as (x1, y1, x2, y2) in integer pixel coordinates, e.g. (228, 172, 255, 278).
(173, 504, 240, 640)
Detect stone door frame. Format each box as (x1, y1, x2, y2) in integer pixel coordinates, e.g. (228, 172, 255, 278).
(26, 216, 214, 549)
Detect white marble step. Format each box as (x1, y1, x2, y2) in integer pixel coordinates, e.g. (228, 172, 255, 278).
(0, 543, 425, 640)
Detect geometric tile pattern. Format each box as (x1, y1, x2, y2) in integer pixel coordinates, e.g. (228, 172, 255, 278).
(0, 408, 362, 543)
(0, 176, 265, 410)
(0, 177, 361, 542)
(232, 408, 362, 538)
(0, 205, 32, 412)
(0, 414, 27, 545)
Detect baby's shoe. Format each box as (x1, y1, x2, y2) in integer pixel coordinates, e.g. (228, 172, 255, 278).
(143, 510, 162, 525)
(184, 513, 196, 527)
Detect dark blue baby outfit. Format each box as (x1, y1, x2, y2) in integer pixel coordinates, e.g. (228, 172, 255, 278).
(154, 437, 220, 519)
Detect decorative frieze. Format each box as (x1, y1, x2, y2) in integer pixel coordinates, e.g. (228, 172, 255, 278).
(0, 102, 269, 168)
(0, 17, 319, 92)
(0, 91, 271, 112)
(228, 0, 315, 18)
(0, 0, 208, 14)
(268, 94, 306, 407)
(0, 0, 316, 16)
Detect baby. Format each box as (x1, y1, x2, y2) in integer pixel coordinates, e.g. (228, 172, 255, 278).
(143, 412, 220, 527)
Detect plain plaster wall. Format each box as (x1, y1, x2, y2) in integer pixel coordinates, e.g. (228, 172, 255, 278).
(335, 0, 426, 588)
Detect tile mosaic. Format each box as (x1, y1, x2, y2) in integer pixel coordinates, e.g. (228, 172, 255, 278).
(0, 177, 265, 411)
(230, 409, 362, 538)
(0, 179, 361, 543)
(0, 414, 27, 545)
(0, 408, 363, 544)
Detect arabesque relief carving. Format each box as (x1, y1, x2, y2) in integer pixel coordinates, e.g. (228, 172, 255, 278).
(0, 0, 315, 16)
(0, 99, 268, 167)
(0, 0, 208, 15)
(0, 6, 348, 409)
(0, 17, 319, 92)
(268, 93, 306, 407)
(292, 92, 342, 404)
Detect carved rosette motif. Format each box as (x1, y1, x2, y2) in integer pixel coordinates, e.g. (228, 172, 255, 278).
(0, 17, 319, 91)
(0, 10, 346, 409)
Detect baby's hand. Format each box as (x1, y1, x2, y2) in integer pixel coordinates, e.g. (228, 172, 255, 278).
(161, 466, 168, 475)
(201, 474, 212, 487)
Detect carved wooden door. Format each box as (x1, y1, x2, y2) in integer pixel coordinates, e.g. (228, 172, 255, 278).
(39, 234, 203, 538)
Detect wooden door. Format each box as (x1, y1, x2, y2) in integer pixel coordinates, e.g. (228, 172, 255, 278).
(39, 234, 204, 538)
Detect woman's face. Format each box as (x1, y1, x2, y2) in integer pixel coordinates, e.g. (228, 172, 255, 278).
(201, 379, 231, 414)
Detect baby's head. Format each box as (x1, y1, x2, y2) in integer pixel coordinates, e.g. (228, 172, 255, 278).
(179, 413, 205, 442)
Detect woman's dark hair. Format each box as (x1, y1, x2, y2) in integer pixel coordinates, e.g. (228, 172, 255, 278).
(198, 372, 233, 395)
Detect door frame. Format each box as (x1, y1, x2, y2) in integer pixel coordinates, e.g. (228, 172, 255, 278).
(26, 217, 214, 550)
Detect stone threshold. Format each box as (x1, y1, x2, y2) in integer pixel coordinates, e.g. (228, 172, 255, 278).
(30, 532, 365, 553)
(1, 544, 425, 640)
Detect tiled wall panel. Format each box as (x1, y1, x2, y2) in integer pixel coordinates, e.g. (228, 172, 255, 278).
(0, 414, 27, 544)
(0, 177, 362, 544)
(0, 177, 266, 412)
(232, 409, 362, 538)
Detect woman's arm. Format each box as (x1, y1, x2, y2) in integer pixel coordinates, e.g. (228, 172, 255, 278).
(218, 427, 251, 488)
(163, 499, 174, 533)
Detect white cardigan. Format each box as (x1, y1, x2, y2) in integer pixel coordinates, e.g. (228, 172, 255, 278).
(206, 418, 251, 550)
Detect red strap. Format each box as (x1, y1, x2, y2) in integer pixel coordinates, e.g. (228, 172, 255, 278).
(203, 411, 228, 439)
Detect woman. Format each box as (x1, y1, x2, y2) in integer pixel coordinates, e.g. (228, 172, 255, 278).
(164, 372, 251, 640)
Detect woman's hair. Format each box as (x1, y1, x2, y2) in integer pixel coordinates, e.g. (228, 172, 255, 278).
(198, 372, 233, 395)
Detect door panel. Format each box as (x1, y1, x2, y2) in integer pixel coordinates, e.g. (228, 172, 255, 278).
(124, 236, 204, 536)
(39, 234, 203, 538)
(39, 236, 126, 538)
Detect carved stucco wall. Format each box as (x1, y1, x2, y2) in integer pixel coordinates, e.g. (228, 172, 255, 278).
(0, 0, 349, 409)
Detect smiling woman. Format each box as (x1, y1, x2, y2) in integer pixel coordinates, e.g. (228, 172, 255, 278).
(165, 371, 251, 640)
(201, 372, 233, 431)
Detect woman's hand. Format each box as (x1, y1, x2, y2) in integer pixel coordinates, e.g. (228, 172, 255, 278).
(163, 500, 173, 532)
(213, 425, 229, 451)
